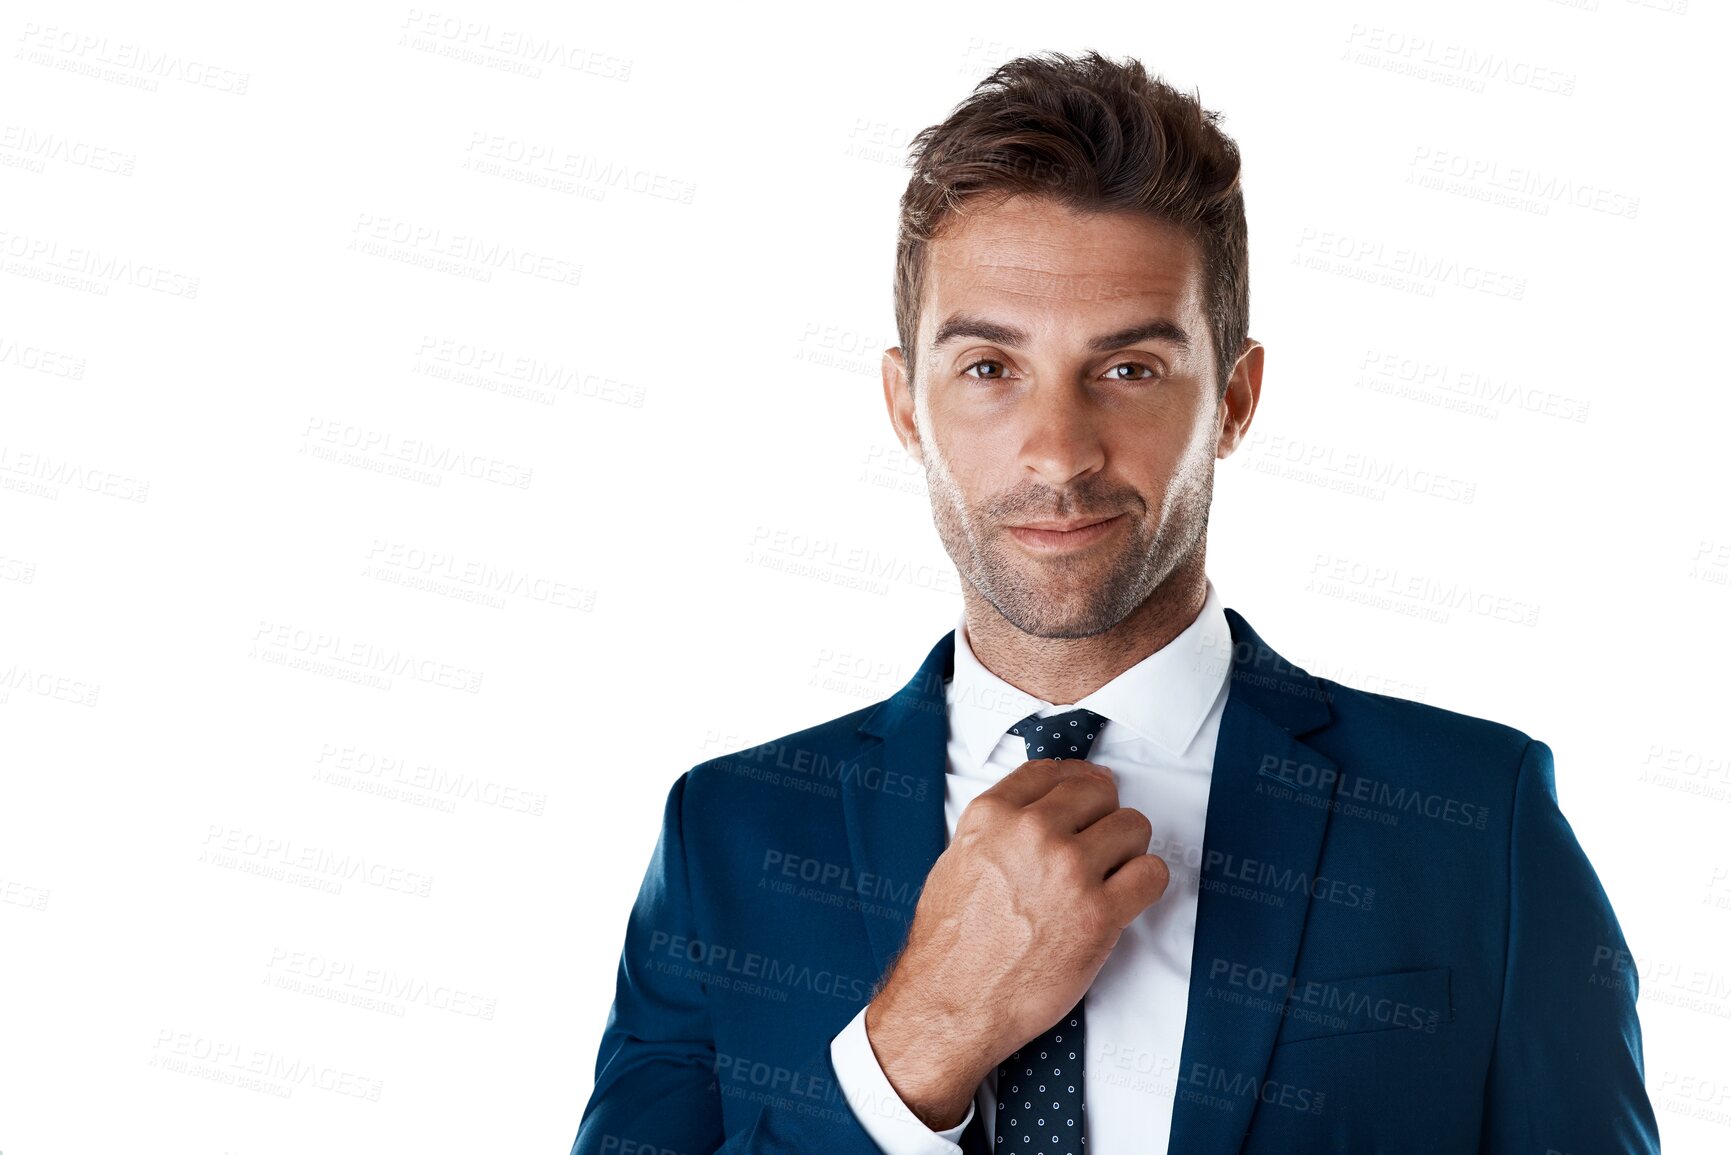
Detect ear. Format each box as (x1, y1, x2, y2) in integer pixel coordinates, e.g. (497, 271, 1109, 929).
(1215, 338, 1264, 459)
(883, 346, 924, 467)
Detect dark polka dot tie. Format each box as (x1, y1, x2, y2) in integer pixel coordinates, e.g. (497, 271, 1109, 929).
(997, 706, 1105, 1152)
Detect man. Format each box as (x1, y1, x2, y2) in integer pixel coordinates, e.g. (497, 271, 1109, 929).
(570, 50, 1658, 1154)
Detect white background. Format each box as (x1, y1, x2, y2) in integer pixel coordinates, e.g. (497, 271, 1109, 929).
(3, 0, 1727, 1151)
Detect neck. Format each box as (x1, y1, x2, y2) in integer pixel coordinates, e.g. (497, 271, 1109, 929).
(962, 554, 1208, 706)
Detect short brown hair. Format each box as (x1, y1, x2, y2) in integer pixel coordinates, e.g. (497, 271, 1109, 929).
(894, 50, 1248, 398)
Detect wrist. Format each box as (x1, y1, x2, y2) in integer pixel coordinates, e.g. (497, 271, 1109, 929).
(865, 980, 995, 1130)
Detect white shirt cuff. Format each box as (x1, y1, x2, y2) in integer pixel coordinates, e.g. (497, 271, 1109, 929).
(830, 1001, 973, 1152)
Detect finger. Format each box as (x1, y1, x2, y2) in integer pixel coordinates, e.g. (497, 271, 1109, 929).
(1074, 806, 1155, 878)
(980, 757, 1112, 809)
(1025, 771, 1120, 834)
(1100, 853, 1170, 926)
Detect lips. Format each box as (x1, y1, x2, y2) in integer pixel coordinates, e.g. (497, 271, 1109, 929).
(1010, 515, 1118, 532)
(1006, 513, 1126, 552)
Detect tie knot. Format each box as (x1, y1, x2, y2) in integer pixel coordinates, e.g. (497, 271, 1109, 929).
(1007, 707, 1107, 762)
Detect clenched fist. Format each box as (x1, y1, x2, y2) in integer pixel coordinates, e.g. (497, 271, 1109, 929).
(863, 756, 1170, 1129)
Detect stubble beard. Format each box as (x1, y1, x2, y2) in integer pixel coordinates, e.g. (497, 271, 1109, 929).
(924, 438, 1214, 641)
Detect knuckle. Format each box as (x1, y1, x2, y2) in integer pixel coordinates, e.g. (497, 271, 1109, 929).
(1087, 768, 1120, 800)
(1050, 839, 1088, 877)
(965, 794, 1005, 824)
(1125, 807, 1154, 840)
(1010, 807, 1049, 844)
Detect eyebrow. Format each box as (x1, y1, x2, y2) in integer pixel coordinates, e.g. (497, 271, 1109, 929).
(931, 313, 1193, 355)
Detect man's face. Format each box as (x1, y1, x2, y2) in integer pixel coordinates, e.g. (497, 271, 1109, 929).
(883, 193, 1257, 640)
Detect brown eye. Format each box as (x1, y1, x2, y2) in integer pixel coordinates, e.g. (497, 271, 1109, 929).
(962, 359, 1007, 380)
(1106, 361, 1158, 381)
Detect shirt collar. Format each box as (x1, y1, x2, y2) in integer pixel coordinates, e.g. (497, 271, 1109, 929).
(946, 576, 1232, 773)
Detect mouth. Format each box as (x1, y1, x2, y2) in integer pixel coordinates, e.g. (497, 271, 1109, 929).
(1007, 513, 1125, 552)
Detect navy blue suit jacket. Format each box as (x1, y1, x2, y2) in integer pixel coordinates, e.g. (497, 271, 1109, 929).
(571, 608, 1659, 1153)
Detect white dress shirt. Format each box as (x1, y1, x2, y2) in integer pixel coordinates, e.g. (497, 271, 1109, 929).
(830, 576, 1233, 1153)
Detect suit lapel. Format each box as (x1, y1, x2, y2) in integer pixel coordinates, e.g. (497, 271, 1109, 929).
(845, 628, 955, 983)
(845, 630, 990, 1155)
(1165, 607, 1341, 1155)
(841, 608, 1341, 1155)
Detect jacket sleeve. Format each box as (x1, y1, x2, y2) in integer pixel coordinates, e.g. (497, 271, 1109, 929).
(570, 770, 896, 1154)
(1478, 739, 1662, 1153)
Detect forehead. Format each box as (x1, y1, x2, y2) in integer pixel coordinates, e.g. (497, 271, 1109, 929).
(922, 194, 1205, 341)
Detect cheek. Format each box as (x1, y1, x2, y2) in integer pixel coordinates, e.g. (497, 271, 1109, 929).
(1115, 427, 1212, 508)
(931, 415, 1009, 483)
(1154, 408, 1219, 465)
(1115, 418, 1198, 470)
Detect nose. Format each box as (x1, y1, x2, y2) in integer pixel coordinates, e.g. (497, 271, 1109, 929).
(1015, 380, 1107, 489)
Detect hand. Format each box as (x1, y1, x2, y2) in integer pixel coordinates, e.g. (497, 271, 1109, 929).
(863, 757, 1169, 1128)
